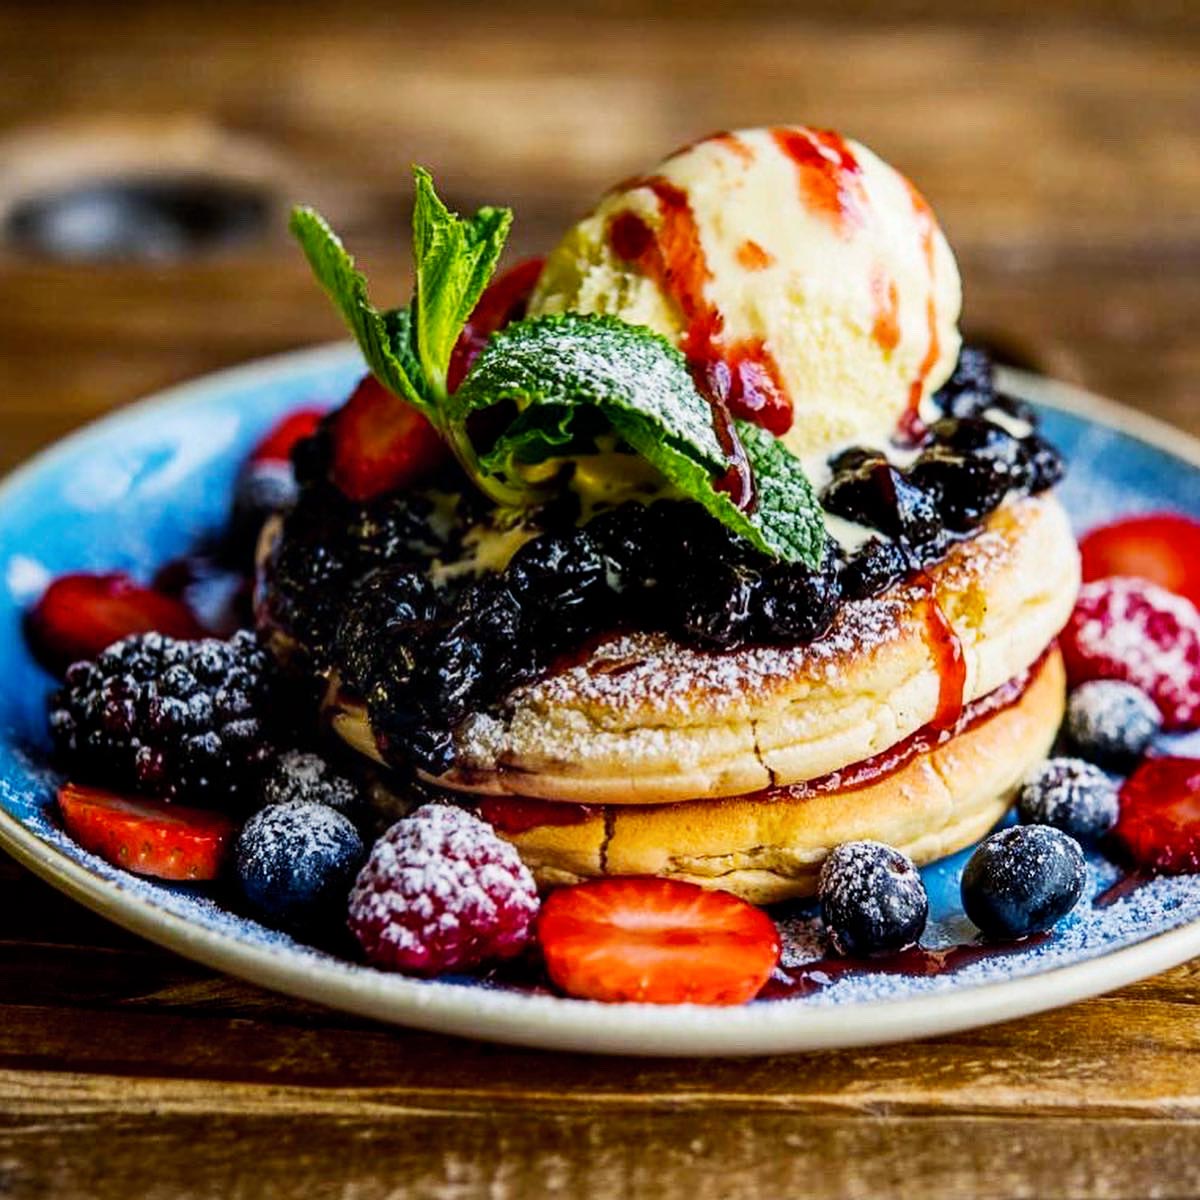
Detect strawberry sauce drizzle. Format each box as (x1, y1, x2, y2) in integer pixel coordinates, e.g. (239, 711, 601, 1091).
(915, 576, 967, 731)
(759, 932, 1051, 1000)
(770, 126, 866, 234)
(870, 267, 901, 353)
(607, 174, 794, 446)
(897, 182, 941, 445)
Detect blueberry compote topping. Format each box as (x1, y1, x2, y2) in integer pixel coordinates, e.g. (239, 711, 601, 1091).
(261, 347, 1063, 777)
(829, 347, 1063, 600)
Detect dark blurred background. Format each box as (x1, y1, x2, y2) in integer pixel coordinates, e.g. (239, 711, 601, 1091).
(0, 0, 1196, 474)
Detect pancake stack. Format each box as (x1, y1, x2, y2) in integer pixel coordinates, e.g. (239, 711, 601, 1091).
(291, 492, 1079, 903)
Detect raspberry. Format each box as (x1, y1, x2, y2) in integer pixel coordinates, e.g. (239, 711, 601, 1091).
(347, 804, 539, 975)
(1061, 577, 1200, 730)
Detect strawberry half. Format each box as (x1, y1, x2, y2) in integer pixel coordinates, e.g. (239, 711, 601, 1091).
(1080, 513, 1200, 611)
(537, 877, 780, 1005)
(57, 783, 237, 881)
(1062, 577, 1200, 730)
(1112, 757, 1200, 875)
(448, 256, 545, 392)
(249, 406, 325, 465)
(330, 375, 446, 501)
(27, 572, 204, 676)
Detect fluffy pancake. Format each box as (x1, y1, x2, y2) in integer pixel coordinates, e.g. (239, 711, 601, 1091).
(320, 492, 1078, 804)
(471, 648, 1066, 904)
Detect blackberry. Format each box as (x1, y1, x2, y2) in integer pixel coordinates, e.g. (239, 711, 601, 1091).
(1017, 757, 1120, 841)
(505, 530, 608, 649)
(759, 552, 841, 643)
(931, 345, 995, 419)
(675, 560, 759, 649)
(839, 538, 910, 601)
(822, 461, 941, 546)
(818, 841, 929, 956)
(49, 630, 277, 807)
(412, 633, 488, 728)
(1065, 680, 1161, 770)
(235, 801, 365, 934)
(961, 825, 1085, 940)
(334, 566, 440, 693)
(928, 417, 1026, 477)
(991, 393, 1038, 428)
(454, 576, 529, 682)
(261, 749, 363, 817)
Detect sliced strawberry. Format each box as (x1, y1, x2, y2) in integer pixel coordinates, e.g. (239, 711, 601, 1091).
(448, 257, 545, 392)
(57, 783, 237, 881)
(1061, 577, 1200, 730)
(1112, 757, 1200, 875)
(330, 375, 446, 501)
(248, 407, 325, 465)
(1080, 513, 1200, 610)
(537, 877, 780, 1005)
(27, 572, 204, 676)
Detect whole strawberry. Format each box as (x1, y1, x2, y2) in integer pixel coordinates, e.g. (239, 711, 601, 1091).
(348, 804, 538, 975)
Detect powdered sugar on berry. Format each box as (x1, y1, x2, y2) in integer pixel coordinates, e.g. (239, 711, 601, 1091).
(348, 804, 538, 975)
(1063, 577, 1200, 729)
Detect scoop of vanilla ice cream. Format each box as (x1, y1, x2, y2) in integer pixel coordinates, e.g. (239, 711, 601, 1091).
(529, 127, 962, 465)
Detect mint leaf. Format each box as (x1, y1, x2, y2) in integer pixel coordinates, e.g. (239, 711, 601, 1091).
(288, 207, 430, 414)
(411, 167, 511, 397)
(453, 314, 727, 469)
(457, 313, 825, 566)
(733, 420, 826, 566)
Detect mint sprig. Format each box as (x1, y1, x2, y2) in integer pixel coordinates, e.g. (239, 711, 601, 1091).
(290, 170, 826, 567)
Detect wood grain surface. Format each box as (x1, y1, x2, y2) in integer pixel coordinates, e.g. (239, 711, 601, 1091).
(0, 2, 1198, 1197)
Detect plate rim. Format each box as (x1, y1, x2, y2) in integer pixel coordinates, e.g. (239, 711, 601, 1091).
(2, 348, 1199, 1057)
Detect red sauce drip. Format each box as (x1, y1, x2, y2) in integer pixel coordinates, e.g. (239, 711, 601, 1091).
(770, 126, 866, 234)
(477, 796, 599, 836)
(738, 649, 1044, 806)
(870, 267, 901, 353)
(1092, 869, 1152, 909)
(607, 176, 794, 441)
(737, 239, 773, 271)
(914, 575, 966, 731)
(897, 182, 941, 445)
(759, 932, 1052, 1000)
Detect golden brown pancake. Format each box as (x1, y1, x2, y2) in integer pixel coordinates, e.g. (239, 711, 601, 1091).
(316, 493, 1079, 805)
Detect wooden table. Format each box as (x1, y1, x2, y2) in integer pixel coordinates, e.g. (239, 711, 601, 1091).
(1, 2, 1198, 1195)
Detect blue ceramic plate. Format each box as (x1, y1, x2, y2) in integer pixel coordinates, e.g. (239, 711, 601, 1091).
(2, 346, 1199, 1056)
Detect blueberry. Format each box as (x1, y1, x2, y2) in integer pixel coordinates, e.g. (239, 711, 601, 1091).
(827, 447, 886, 475)
(908, 446, 1011, 532)
(1018, 434, 1065, 493)
(822, 461, 941, 545)
(759, 555, 841, 643)
(931, 346, 995, 418)
(235, 800, 365, 934)
(1017, 757, 1120, 840)
(676, 561, 759, 648)
(505, 530, 608, 646)
(1065, 680, 1162, 770)
(230, 460, 298, 558)
(587, 503, 657, 596)
(454, 576, 528, 680)
(817, 840, 929, 956)
(412, 632, 487, 726)
(928, 417, 1026, 477)
(961, 825, 1085, 940)
(839, 538, 909, 601)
